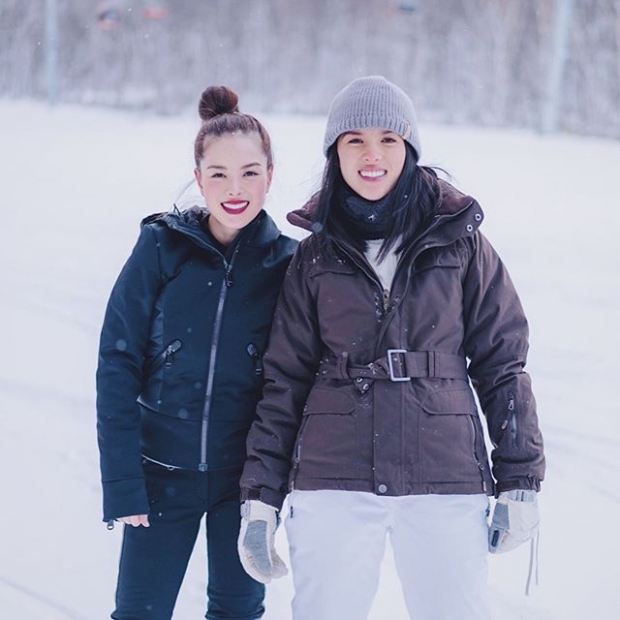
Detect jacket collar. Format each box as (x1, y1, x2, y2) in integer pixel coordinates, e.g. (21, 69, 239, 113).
(287, 179, 484, 249)
(142, 207, 281, 252)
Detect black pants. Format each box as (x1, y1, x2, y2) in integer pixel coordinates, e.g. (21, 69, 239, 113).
(112, 460, 265, 620)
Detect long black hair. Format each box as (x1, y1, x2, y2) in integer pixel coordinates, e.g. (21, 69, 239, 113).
(312, 143, 441, 262)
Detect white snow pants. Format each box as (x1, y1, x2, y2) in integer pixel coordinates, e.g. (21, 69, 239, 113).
(285, 490, 490, 620)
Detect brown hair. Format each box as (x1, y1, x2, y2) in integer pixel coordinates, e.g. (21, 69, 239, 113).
(193, 86, 273, 168)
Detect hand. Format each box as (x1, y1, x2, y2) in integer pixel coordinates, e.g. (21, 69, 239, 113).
(238, 500, 288, 583)
(117, 514, 150, 527)
(488, 490, 539, 553)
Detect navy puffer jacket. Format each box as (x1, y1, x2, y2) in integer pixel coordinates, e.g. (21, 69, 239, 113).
(96, 208, 297, 521)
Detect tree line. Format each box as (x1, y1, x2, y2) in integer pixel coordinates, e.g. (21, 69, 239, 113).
(1, 0, 618, 139)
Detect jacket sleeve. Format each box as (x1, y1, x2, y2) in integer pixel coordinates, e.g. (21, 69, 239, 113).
(462, 232, 545, 493)
(96, 226, 162, 521)
(240, 245, 322, 510)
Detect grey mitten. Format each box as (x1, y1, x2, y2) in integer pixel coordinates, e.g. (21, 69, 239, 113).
(488, 489, 540, 553)
(238, 500, 288, 583)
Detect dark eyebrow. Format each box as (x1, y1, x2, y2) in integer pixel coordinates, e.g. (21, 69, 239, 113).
(205, 162, 262, 170)
(341, 130, 397, 137)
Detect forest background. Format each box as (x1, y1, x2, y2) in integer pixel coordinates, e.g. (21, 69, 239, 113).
(1, 0, 619, 140)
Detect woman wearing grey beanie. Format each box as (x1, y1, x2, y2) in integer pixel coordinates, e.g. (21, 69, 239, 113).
(238, 76, 545, 619)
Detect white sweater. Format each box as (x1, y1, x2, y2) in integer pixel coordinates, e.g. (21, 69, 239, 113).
(364, 238, 400, 293)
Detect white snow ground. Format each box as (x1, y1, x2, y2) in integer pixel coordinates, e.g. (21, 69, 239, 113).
(1, 100, 619, 619)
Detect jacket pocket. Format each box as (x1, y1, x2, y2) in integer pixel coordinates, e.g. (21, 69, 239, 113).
(144, 339, 183, 375)
(139, 339, 183, 410)
(293, 388, 370, 480)
(421, 387, 477, 415)
(304, 388, 355, 415)
(419, 388, 486, 483)
(139, 403, 201, 469)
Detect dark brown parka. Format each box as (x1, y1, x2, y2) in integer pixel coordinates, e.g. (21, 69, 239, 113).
(240, 180, 545, 510)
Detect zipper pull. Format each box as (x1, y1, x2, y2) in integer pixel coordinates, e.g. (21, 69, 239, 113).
(507, 392, 518, 448)
(164, 340, 182, 367)
(382, 288, 390, 311)
(502, 394, 516, 426)
(246, 344, 263, 375)
(225, 267, 233, 287)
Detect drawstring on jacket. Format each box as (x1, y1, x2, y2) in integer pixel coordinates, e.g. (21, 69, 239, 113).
(525, 530, 540, 595)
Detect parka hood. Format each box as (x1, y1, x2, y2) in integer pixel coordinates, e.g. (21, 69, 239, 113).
(435, 179, 477, 216)
(285, 178, 479, 233)
(286, 192, 320, 232)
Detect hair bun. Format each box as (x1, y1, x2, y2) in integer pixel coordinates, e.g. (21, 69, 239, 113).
(198, 86, 239, 121)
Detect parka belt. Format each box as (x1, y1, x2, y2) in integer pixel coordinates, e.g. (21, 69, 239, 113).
(344, 350, 469, 382)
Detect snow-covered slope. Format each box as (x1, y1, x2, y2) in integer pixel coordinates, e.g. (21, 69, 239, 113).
(1, 100, 618, 619)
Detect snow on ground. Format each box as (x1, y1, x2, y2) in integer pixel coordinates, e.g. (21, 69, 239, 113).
(0, 99, 619, 619)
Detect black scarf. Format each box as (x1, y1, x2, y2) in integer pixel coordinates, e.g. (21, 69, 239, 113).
(337, 185, 395, 240)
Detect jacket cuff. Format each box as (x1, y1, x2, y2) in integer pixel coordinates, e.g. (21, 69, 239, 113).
(495, 476, 541, 496)
(102, 477, 149, 522)
(240, 486, 285, 511)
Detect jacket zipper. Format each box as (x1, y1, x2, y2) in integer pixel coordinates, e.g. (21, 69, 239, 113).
(508, 394, 517, 449)
(468, 416, 487, 493)
(290, 443, 301, 491)
(289, 416, 310, 490)
(198, 245, 241, 472)
(500, 393, 518, 450)
(145, 339, 182, 374)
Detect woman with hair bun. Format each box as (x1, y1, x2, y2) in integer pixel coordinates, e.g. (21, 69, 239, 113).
(96, 85, 297, 620)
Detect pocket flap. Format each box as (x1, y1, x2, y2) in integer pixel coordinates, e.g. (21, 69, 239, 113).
(308, 262, 356, 278)
(422, 388, 476, 415)
(415, 247, 463, 272)
(304, 388, 355, 415)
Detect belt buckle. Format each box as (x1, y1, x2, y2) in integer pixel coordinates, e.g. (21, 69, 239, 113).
(386, 349, 411, 382)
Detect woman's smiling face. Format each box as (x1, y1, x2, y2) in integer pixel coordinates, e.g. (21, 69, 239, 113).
(195, 133, 272, 246)
(336, 128, 406, 201)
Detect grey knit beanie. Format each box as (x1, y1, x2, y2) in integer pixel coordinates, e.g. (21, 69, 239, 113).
(323, 76, 421, 158)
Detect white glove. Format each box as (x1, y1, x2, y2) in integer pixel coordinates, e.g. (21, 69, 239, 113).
(488, 489, 540, 554)
(238, 500, 288, 583)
